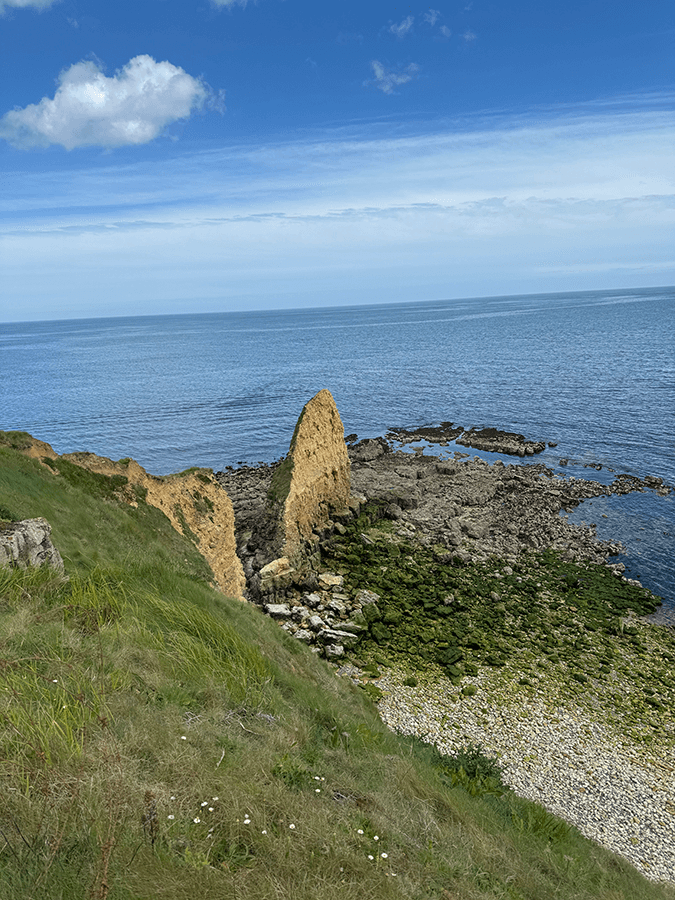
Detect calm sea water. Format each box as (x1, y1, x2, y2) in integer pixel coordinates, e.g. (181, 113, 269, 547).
(2, 287, 674, 606)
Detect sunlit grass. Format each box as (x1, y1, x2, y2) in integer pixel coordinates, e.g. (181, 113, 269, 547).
(1, 442, 674, 899)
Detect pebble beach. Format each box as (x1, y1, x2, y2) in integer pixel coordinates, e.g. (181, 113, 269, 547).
(375, 667, 675, 884)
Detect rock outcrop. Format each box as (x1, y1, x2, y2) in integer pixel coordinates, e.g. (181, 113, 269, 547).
(0, 518, 64, 571)
(387, 423, 546, 456)
(62, 452, 246, 600)
(270, 389, 351, 566)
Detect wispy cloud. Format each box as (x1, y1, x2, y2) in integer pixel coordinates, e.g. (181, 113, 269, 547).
(439, 25, 451, 38)
(0, 0, 59, 12)
(210, 0, 250, 8)
(462, 30, 477, 42)
(367, 60, 420, 94)
(3, 99, 674, 313)
(0, 56, 212, 150)
(388, 15, 414, 39)
(423, 9, 441, 27)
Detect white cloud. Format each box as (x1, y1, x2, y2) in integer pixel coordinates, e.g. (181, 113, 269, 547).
(389, 16, 414, 38)
(368, 60, 420, 94)
(0, 0, 59, 12)
(462, 30, 477, 42)
(439, 25, 452, 38)
(0, 55, 209, 150)
(210, 0, 249, 7)
(423, 9, 441, 26)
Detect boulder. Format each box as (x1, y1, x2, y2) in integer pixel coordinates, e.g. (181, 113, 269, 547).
(265, 603, 292, 618)
(259, 557, 295, 592)
(0, 518, 64, 571)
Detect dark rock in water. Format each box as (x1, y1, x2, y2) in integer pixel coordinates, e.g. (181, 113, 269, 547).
(457, 427, 546, 456)
(0, 518, 64, 571)
(389, 422, 547, 456)
(387, 422, 464, 444)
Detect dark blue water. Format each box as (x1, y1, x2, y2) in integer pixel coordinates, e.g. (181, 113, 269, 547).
(1, 287, 674, 606)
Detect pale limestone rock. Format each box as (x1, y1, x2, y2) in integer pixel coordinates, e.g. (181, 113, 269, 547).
(318, 573, 344, 589)
(354, 588, 380, 605)
(308, 614, 325, 631)
(259, 556, 296, 592)
(0, 518, 64, 571)
(276, 389, 350, 565)
(259, 557, 293, 579)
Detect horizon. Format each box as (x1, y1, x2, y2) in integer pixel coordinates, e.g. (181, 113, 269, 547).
(2, 283, 673, 326)
(1, 1, 674, 321)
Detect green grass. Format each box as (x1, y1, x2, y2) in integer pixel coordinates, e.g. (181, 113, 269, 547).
(1, 444, 674, 899)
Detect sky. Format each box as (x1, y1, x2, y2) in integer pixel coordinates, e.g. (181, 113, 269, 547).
(1, 0, 674, 322)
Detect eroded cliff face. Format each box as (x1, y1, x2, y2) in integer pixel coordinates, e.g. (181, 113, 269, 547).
(272, 389, 351, 565)
(7, 434, 245, 600)
(63, 452, 246, 600)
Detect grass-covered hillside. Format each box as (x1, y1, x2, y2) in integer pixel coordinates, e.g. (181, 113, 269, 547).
(1, 434, 674, 900)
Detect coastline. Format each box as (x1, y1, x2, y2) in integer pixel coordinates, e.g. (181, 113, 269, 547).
(373, 661, 675, 883)
(216, 432, 675, 884)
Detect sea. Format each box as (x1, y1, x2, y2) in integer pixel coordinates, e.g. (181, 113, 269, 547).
(1, 286, 674, 611)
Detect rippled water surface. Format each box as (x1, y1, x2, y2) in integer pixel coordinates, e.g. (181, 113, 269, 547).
(2, 286, 674, 604)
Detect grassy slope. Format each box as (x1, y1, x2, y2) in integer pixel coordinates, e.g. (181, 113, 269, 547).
(1, 441, 674, 900)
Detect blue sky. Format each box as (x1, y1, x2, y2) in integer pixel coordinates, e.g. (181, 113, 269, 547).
(1, 0, 674, 321)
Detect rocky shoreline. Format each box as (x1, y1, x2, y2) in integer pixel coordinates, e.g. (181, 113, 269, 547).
(217, 433, 670, 615)
(216, 428, 675, 885)
(5, 412, 674, 886)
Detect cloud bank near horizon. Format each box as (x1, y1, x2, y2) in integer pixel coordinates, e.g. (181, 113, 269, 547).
(0, 0, 58, 12)
(3, 100, 674, 318)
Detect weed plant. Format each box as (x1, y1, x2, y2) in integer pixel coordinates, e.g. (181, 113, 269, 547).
(1, 442, 674, 899)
